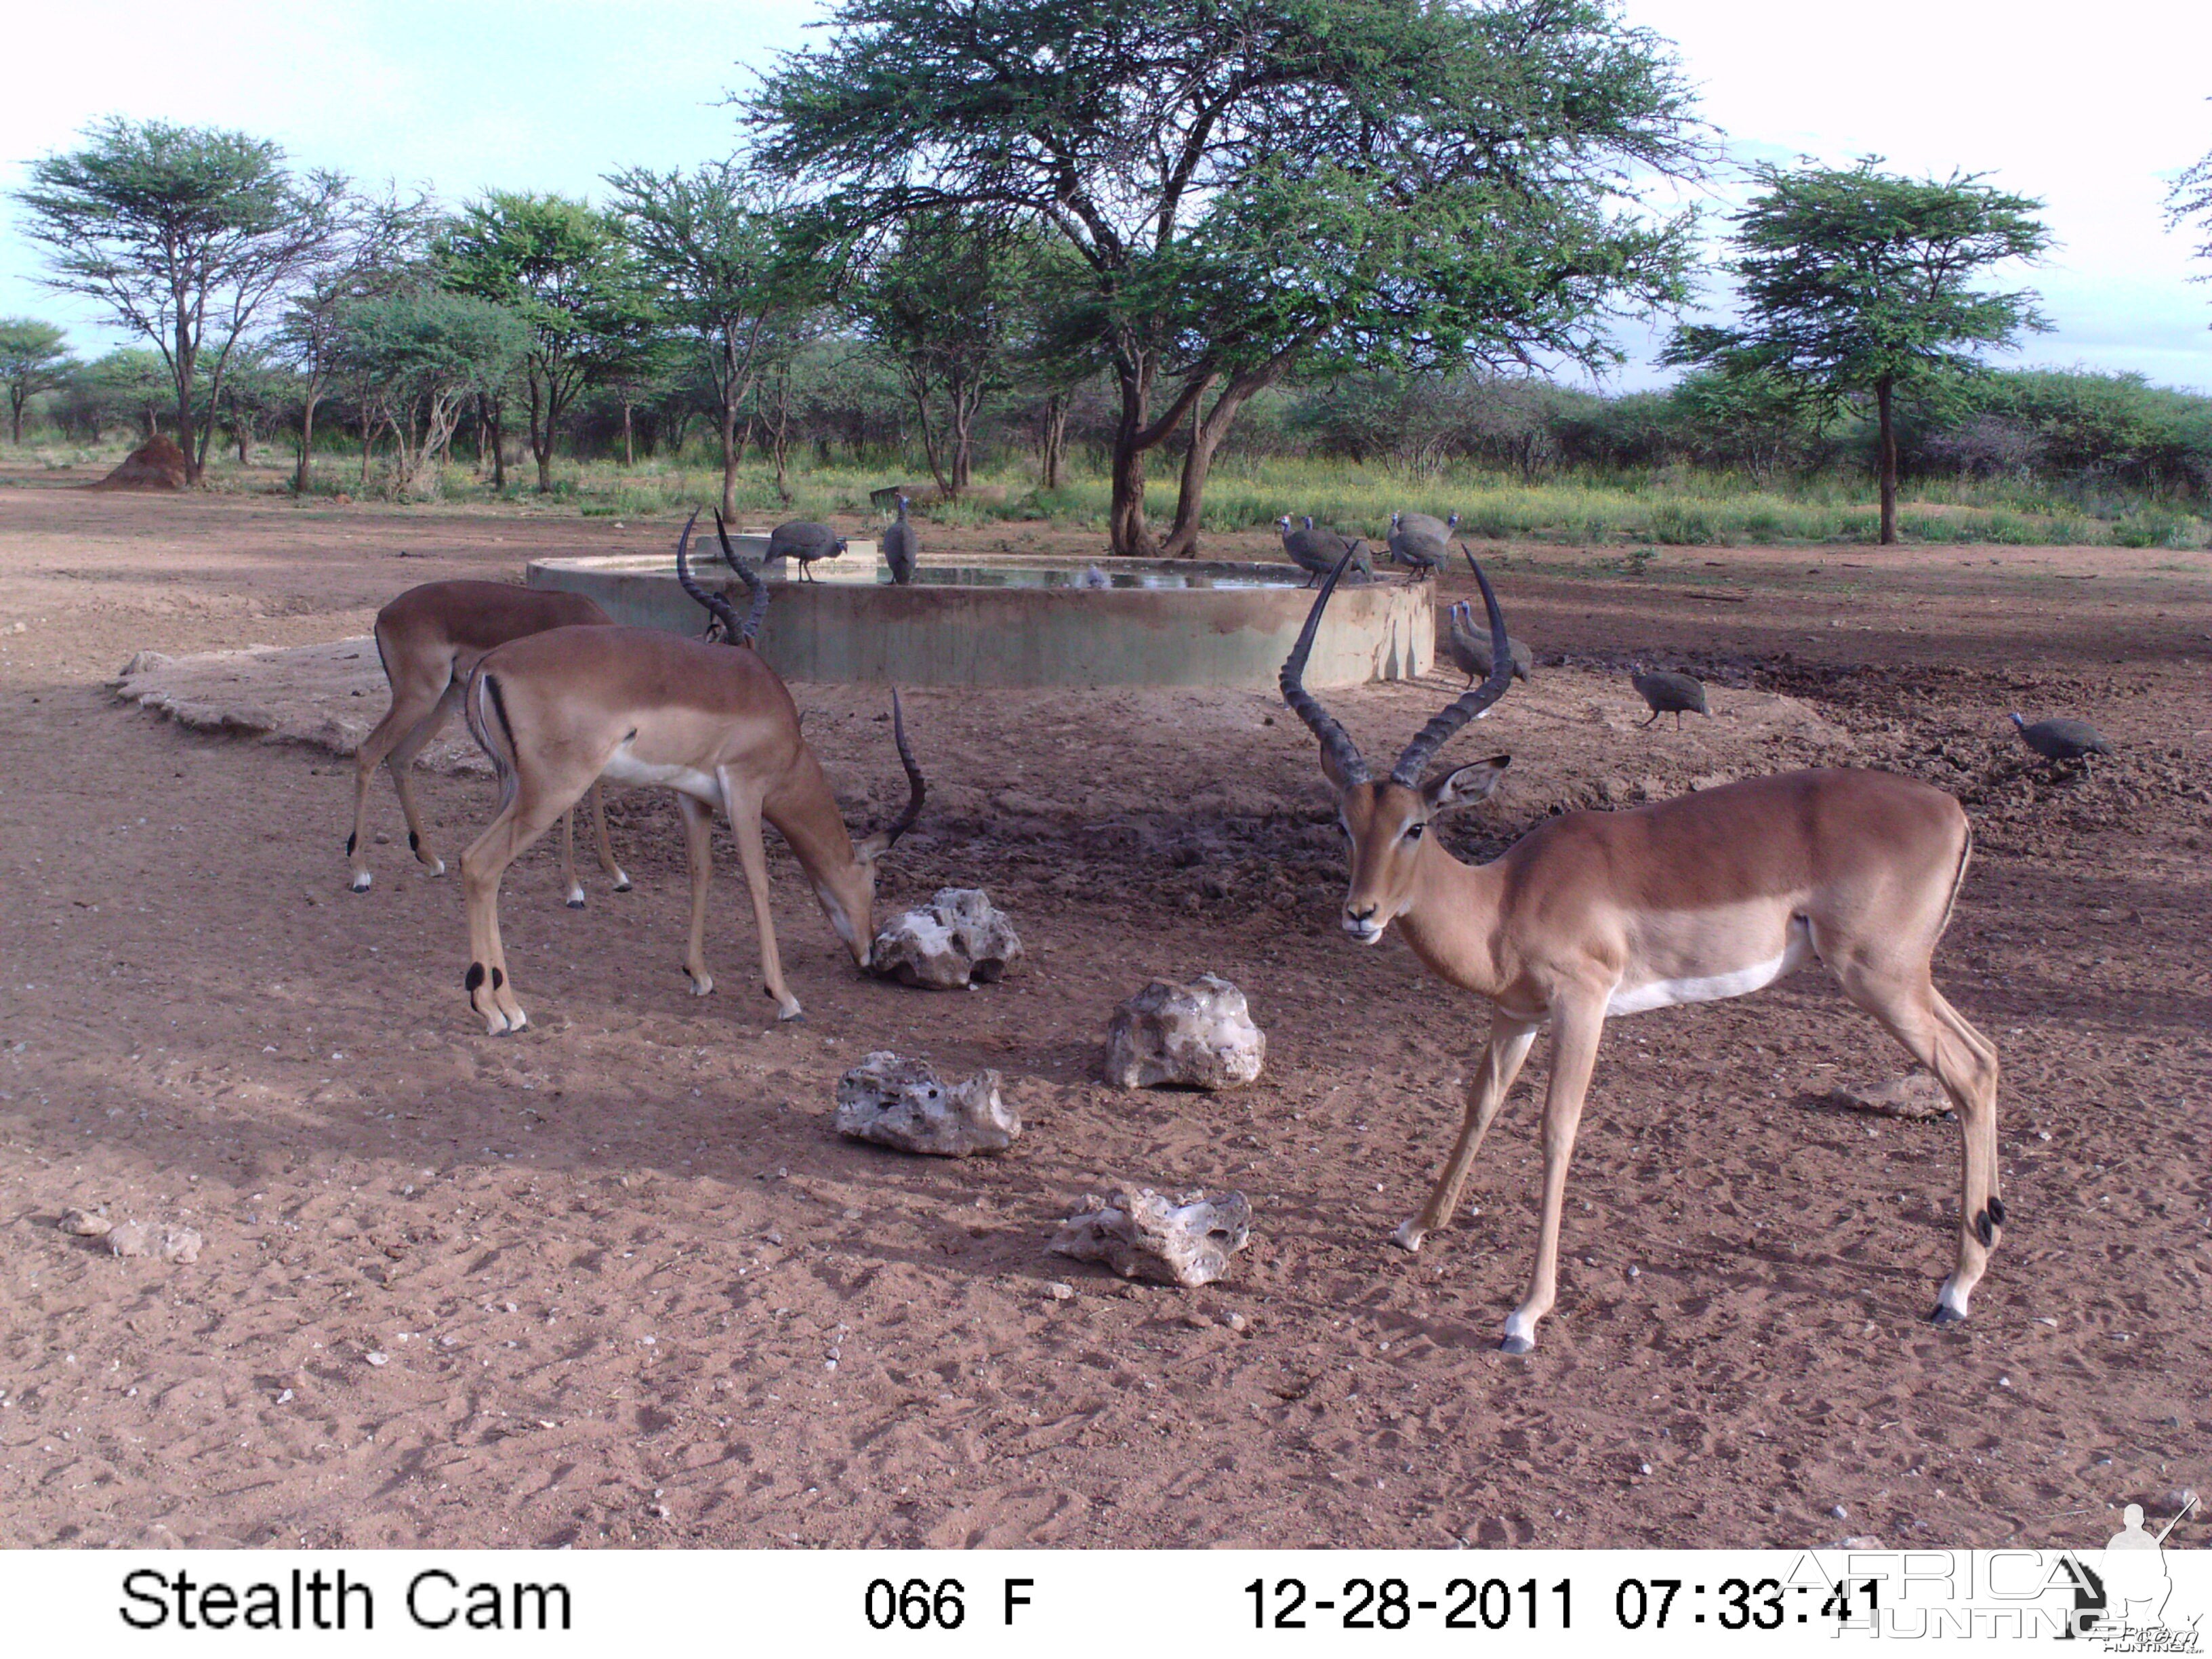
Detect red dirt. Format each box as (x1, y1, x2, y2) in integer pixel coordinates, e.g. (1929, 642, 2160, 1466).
(1, 476, 2207, 1550)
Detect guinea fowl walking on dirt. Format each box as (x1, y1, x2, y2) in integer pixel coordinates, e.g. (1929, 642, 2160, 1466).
(1444, 600, 1531, 685)
(1387, 512, 1448, 577)
(1631, 665, 1708, 731)
(1277, 516, 1372, 586)
(2011, 712, 2112, 776)
(766, 519, 844, 581)
(882, 493, 918, 586)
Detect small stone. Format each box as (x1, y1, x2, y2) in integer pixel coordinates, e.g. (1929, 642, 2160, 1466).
(365, 1351, 389, 1366)
(1640, 1462, 1653, 1475)
(869, 888, 1023, 990)
(58, 1206, 112, 1238)
(1103, 974, 1265, 1091)
(1831, 1071, 1948, 1120)
(841, 1207, 863, 1221)
(106, 1221, 152, 1258)
(1049, 1185, 1252, 1288)
(1226, 1311, 1249, 1332)
(159, 1226, 202, 1264)
(2162, 1487, 2200, 1513)
(1831, 1504, 1849, 1519)
(2036, 1316, 2059, 1327)
(1835, 1536, 1882, 1550)
(1044, 1282, 1075, 1300)
(834, 1051, 1020, 1156)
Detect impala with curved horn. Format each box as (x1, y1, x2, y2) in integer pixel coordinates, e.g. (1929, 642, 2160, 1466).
(455, 513, 924, 1034)
(1282, 548, 2001, 1353)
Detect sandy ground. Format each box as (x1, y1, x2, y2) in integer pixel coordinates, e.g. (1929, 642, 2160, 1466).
(1, 474, 2209, 1551)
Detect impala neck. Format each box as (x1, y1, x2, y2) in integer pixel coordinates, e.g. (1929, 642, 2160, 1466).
(1391, 838, 1510, 999)
(763, 754, 872, 960)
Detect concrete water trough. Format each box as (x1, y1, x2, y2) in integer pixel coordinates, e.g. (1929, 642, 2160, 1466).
(526, 541, 1433, 689)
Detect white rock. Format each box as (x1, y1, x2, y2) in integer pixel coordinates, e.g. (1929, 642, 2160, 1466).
(870, 888, 1024, 990)
(58, 1206, 112, 1237)
(833, 1051, 1020, 1157)
(160, 1226, 203, 1264)
(1103, 975, 1265, 1090)
(1049, 1185, 1253, 1288)
(106, 1221, 152, 1258)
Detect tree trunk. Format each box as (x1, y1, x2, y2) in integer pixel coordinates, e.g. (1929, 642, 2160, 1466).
(8, 392, 22, 445)
(1107, 360, 1155, 555)
(1158, 352, 1300, 558)
(949, 377, 979, 495)
(526, 369, 554, 492)
(1875, 375, 1898, 546)
(295, 377, 324, 493)
(621, 398, 634, 468)
(718, 398, 739, 520)
(1038, 394, 1067, 491)
(488, 398, 508, 492)
(237, 424, 251, 466)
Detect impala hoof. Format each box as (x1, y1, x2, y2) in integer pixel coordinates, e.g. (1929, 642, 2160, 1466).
(566, 894, 586, 911)
(1929, 1303, 1968, 1328)
(425, 857, 447, 878)
(350, 872, 372, 893)
(612, 874, 632, 893)
(776, 1006, 806, 1023)
(1390, 1221, 1425, 1253)
(1500, 1333, 1535, 1356)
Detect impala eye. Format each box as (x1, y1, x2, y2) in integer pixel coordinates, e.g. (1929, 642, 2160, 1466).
(1404, 821, 1425, 841)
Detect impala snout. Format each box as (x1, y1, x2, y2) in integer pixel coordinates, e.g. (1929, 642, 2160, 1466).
(1343, 901, 1386, 943)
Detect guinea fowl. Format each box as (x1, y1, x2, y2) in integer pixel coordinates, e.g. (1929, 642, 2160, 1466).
(2011, 712, 2112, 775)
(1397, 510, 1459, 542)
(766, 519, 844, 581)
(1387, 512, 1448, 577)
(1277, 516, 1372, 586)
(1630, 665, 1708, 731)
(1443, 600, 1530, 684)
(882, 493, 918, 586)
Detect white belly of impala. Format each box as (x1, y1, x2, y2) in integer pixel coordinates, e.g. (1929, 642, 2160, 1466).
(1606, 916, 1814, 1017)
(600, 748, 723, 809)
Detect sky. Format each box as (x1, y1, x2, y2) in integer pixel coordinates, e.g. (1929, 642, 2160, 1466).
(2, 0, 2207, 393)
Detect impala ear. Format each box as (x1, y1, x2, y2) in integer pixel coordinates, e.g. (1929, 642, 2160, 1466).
(1424, 754, 1509, 813)
(852, 830, 891, 865)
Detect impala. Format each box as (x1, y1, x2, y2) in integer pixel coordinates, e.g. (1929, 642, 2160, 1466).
(1281, 550, 2001, 1353)
(346, 580, 629, 907)
(455, 514, 922, 1034)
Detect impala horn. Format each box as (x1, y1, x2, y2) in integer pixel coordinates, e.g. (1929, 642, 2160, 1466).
(1279, 547, 1372, 786)
(1388, 548, 1515, 786)
(674, 510, 745, 643)
(867, 689, 926, 850)
(712, 509, 771, 647)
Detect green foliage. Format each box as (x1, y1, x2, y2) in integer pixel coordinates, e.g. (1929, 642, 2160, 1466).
(12, 117, 347, 478)
(438, 192, 652, 488)
(0, 317, 79, 443)
(752, 0, 1711, 550)
(1667, 159, 2051, 402)
(333, 290, 529, 494)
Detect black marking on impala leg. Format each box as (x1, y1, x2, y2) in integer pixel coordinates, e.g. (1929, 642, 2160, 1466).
(491, 966, 504, 989)
(409, 830, 420, 853)
(1975, 1208, 1995, 1248)
(345, 832, 356, 857)
(465, 962, 486, 994)
(1987, 1196, 2007, 1227)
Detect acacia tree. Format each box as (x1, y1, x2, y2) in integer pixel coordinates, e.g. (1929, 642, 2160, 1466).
(752, 0, 1703, 554)
(1666, 159, 2050, 544)
(12, 118, 345, 483)
(846, 210, 1036, 497)
(333, 291, 529, 496)
(440, 193, 644, 491)
(2169, 135, 2212, 304)
(275, 186, 437, 491)
(0, 319, 79, 444)
(605, 163, 808, 515)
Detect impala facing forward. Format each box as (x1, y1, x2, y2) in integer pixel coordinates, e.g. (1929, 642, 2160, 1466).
(1282, 550, 2001, 1353)
(456, 516, 922, 1034)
